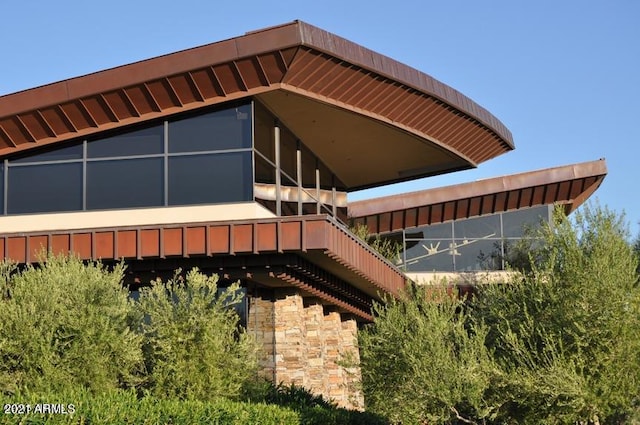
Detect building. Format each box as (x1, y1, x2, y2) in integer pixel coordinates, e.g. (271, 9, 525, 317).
(0, 21, 605, 408)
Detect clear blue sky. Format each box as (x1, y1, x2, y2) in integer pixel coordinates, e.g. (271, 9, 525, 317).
(2, 1, 638, 234)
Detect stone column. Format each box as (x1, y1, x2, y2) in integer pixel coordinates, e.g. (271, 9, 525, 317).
(273, 288, 306, 386)
(246, 293, 275, 381)
(247, 289, 364, 410)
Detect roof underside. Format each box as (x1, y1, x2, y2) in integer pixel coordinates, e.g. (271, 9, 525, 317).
(0, 21, 513, 190)
(349, 159, 607, 234)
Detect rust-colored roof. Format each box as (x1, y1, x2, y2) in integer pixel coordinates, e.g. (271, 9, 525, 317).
(349, 159, 607, 234)
(0, 21, 513, 190)
(0, 214, 406, 321)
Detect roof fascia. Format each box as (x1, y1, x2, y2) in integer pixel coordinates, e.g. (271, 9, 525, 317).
(348, 159, 608, 218)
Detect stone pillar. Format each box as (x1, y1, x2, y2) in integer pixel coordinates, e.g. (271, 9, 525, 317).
(304, 299, 325, 391)
(340, 316, 364, 410)
(273, 289, 306, 386)
(246, 294, 275, 381)
(247, 289, 364, 410)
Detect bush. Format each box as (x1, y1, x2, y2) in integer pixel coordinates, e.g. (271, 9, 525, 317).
(242, 379, 389, 425)
(359, 283, 494, 425)
(0, 388, 300, 425)
(136, 269, 257, 401)
(360, 204, 640, 424)
(473, 204, 640, 423)
(0, 255, 143, 396)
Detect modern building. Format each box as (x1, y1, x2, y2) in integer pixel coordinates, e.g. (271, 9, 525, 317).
(0, 21, 605, 408)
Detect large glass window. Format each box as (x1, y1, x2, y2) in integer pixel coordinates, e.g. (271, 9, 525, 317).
(169, 105, 251, 153)
(502, 205, 549, 237)
(87, 158, 164, 209)
(88, 125, 164, 158)
(454, 238, 500, 271)
(454, 215, 500, 239)
(1, 101, 254, 216)
(399, 206, 551, 272)
(8, 163, 83, 213)
(404, 239, 454, 272)
(168, 152, 252, 205)
(253, 102, 276, 162)
(406, 222, 452, 240)
(10, 143, 83, 164)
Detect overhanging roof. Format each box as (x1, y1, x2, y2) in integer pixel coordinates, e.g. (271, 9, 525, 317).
(0, 21, 513, 190)
(0, 214, 407, 321)
(349, 159, 607, 234)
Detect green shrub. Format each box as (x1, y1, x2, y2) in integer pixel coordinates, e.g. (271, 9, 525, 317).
(359, 283, 494, 425)
(473, 204, 640, 423)
(242, 379, 389, 425)
(349, 223, 402, 263)
(358, 204, 640, 424)
(136, 269, 257, 401)
(0, 255, 143, 396)
(0, 388, 300, 425)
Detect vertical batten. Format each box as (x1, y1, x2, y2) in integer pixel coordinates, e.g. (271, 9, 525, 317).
(331, 175, 337, 218)
(315, 159, 321, 215)
(274, 120, 281, 216)
(296, 140, 302, 215)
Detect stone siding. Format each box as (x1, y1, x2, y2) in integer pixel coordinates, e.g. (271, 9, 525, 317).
(247, 289, 364, 410)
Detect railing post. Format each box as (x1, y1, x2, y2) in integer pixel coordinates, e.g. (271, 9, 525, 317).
(274, 120, 281, 216)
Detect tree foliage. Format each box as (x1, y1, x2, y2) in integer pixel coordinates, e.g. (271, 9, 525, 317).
(474, 204, 640, 423)
(359, 284, 495, 424)
(350, 223, 402, 264)
(0, 255, 143, 395)
(360, 204, 640, 424)
(137, 269, 257, 401)
(0, 256, 256, 403)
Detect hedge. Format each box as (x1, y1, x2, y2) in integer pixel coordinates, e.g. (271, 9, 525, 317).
(0, 389, 299, 425)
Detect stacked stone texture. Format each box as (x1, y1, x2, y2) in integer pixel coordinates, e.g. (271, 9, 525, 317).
(247, 289, 364, 410)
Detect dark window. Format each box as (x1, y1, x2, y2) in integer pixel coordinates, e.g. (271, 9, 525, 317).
(87, 158, 164, 209)
(254, 154, 275, 185)
(169, 104, 251, 153)
(278, 127, 297, 179)
(301, 145, 316, 188)
(254, 102, 275, 161)
(10, 143, 83, 164)
(168, 152, 252, 205)
(88, 125, 164, 158)
(8, 163, 83, 213)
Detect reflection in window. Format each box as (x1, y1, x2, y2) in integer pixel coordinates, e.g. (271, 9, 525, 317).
(169, 105, 251, 153)
(8, 163, 83, 213)
(455, 239, 500, 271)
(502, 206, 549, 237)
(87, 158, 164, 209)
(88, 125, 164, 158)
(399, 207, 552, 272)
(454, 215, 500, 239)
(406, 222, 453, 240)
(403, 239, 454, 272)
(168, 152, 252, 205)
